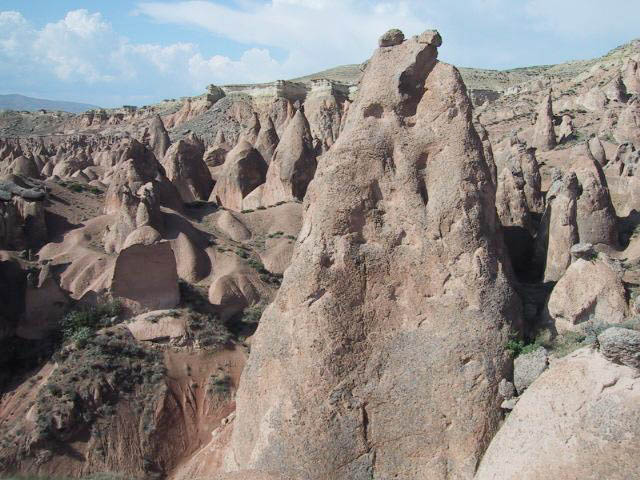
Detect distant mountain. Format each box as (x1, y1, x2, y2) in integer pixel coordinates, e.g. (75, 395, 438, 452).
(0, 94, 99, 113)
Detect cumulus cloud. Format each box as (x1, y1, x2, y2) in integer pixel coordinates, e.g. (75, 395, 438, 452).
(0, 8, 287, 106)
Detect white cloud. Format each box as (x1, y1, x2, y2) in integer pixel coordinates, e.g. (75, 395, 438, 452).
(136, 0, 428, 76)
(0, 7, 297, 104)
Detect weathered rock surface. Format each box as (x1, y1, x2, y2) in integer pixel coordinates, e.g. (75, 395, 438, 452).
(532, 90, 557, 151)
(260, 109, 317, 206)
(614, 94, 640, 145)
(476, 347, 640, 480)
(145, 114, 171, 160)
(571, 146, 618, 247)
(598, 327, 640, 369)
(513, 347, 548, 394)
(111, 241, 180, 310)
(539, 171, 579, 282)
(225, 30, 520, 480)
(0, 175, 47, 249)
(162, 133, 214, 203)
(210, 140, 267, 211)
(547, 256, 628, 331)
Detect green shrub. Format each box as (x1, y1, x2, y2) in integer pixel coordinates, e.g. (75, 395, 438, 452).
(60, 300, 122, 344)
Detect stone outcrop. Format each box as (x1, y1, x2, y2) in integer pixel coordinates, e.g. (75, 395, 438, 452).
(260, 109, 317, 206)
(225, 30, 521, 480)
(513, 346, 548, 394)
(254, 116, 279, 164)
(588, 135, 607, 166)
(614, 94, 640, 145)
(532, 90, 557, 151)
(547, 255, 628, 332)
(161, 134, 214, 203)
(476, 121, 498, 186)
(538, 171, 579, 282)
(556, 114, 575, 143)
(145, 114, 171, 160)
(209, 139, 267, 211)
(0, 175, 47, 249)
(111, 241, 180, 310)
(623, 59, 640, 95)
(570, 145, 618, 247)
(496, 157, 532, 231)
(476, 348, 640, 480)
(598, 327, 640, 369)
(204, 130, 232, 167)
(378, 28, 404, 47)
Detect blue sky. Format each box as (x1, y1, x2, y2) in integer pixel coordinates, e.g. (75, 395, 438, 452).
(1, 0, 639, 108)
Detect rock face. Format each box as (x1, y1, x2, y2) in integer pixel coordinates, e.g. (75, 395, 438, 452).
(598, 327, 640, 369)
(556, 114, 575, 143)
(623, 59, 640, 95)
(476, 348, 640, 480)
(0, 175, 47, 249)
(614, 95, 640, 145)
(210, 140, 267, 211)
(254, 116, 279, 164)
(161, 134, 214, 203)
(260, 109, 317, 206)
(571, 146, 618, 247)
(539, 171, 579, 282)
(378, 28, 404, 47)
(532, 90, 557, 151)
(145, 114, 171, 160)
(588, 136, 607, 166)
(225, 31, 520, 479)
(111, 241, 180, 310)
(547, 256, 628, 332)
(513, 347, 548, 394)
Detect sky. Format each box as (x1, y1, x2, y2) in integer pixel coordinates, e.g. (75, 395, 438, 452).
(1, 0, 639, 108)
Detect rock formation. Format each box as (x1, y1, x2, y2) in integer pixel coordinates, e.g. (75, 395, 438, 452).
(532, 89, 557, 151)
(161, 133, 214, 203)
(0, 175, 47, 249)
(614, 94, 640, 145)
(209, 139, 267, 211)
(547, 254, 627, 332)
(556, 114, 575, 143)
(254, 116, 279, 164)
(623, 59, 640, 95)
(570, 145, 618, 247)
(476, 348, 640, 480)
(145, 114, 171, 160)
(260, 109, 317, 206)
(588, 135, 607, 166)
(538, 171, 579, 282)
(225, 30, 521, 479)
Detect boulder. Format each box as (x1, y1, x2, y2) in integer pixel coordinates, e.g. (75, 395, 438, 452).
(556, 114, 575, 143)
(225, 30, 521, 480)
(513, 347, 548, 394)
(598, 327, 640, 369)
(604, 73, 628, 103)
(378, 28, 404, 47)
(587, 136, 607, 166)
(547, 257, 628, 332)
(476, 348, 640, 480)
